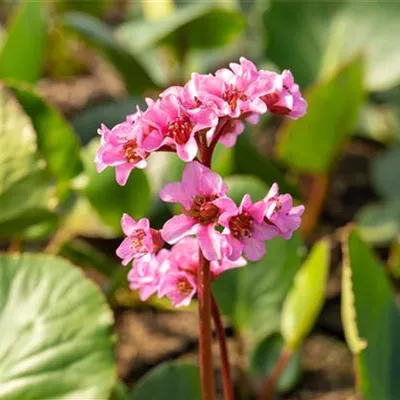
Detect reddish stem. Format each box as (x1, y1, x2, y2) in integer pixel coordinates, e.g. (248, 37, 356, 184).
(258, 348, 292, 400)
(211, 294, 234, 400)
(203, 117, 230, 167)
(198, 250, 216, 400)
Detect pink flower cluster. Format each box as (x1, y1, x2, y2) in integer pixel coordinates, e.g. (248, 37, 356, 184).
(95, 57, 306, 185)
(116, 162, 304, 307)
(97, 57, 307, 308)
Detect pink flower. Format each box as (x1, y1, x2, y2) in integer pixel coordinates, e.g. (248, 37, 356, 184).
(158, 270, 197, 308)
(218, 194, 278, 261)
(195, 58, 267, 119)
(263, 183, 305, 239)
(160, 161, 230, 261)
(210, 236, 247, 276)
(116, 214, 164, 265)
(95, 121, 148, 185)
(258, 70, 307, 119)
(142, 95, 218, 162)
(128, 249, 170, 301)
(209, 119, 245, 148)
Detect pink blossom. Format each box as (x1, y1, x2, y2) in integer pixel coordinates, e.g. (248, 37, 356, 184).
(263, 183, 305, 239)
(258, 70, 307, 119)
(128, 249, 170, 301)
(142, 95, 218, 162)
(215, 119, 245, 148)
(95, 121, 148, 185)
(160, 161, 230, 261)
(158, 270, 197, 308)
(116, 214, 164, 265)
(194, 58, 267, 119)
(218, 194, 278, 261)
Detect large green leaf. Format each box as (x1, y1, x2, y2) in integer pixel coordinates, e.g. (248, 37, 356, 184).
(131, 362, 201, 400)
(356, 200, 400, 246)
(341, 228, 400, 400)
(281, 239, 330, 351)
(7, 82, 83, 182)
(82, 139, 151, 233)
(276, 57, 364, 173)
(264, 0, 400, 91)
(263, 0, 343, 88)
(0, 253, 116, 399)
(213, 234, 303, 342)
(0, 1, 46, 83)
(62, 12, 157, 94)
(234, 134, 299, 197)
(372, 147, 400, 200)
(0, 84, 53, 233)
(116, 2, 245, 54)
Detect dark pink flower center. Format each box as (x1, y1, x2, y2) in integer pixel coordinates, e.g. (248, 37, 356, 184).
(261, 87, 291, 116)
(188, 195, 220, 225)
(229, 212, 253, 240)
(177, 277, 193, 296)
(124, 140, 141, 163)
(222, 86, 247, 112)
(167, 116, 193, 145)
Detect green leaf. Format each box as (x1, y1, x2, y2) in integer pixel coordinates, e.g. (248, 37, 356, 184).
(0, 84, 55, 234)
(356, 200, 400, 246)
(341, 227, 400, 400)
(276, 57, 364, 173)
(7, 81, 83, 182)
(281, 239, 330, 351)
(264, 0, 400, 91)
(250, 333, 301, 394)
(131, 362, 201, 400)
(234, 134, 299, 197)
(388, 237, 400, 279)
(0, 1, 46, 83)
(0, 253, 116, 399)
(224, 175, 269, 204)
(82, 139, 151, 233)
(72, 97, 145, 145)
(263, 0, 343, 88)
(213, 234, 303, 342)
(212, 143, 234, 177)
(116, 3, 245, 54)
(111, 381, 131, 400)
(56, 0, 113, 18)
(62, 12, 157, 94)
(372, 147, 400, 200)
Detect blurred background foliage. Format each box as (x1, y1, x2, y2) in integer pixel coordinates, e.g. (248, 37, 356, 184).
(1, 0, 400, 399)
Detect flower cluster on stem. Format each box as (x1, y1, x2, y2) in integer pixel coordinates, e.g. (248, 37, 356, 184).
(95, 57, 307, 400)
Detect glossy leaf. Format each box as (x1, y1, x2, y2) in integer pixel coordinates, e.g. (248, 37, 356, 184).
(72, 97, 145, 145)
(276, 57, 364, 173)
(281, 239, 330, 351)
(213, 234, 303, 342)
(116, 2, 245, 54)
(0, 84, 53, 233)
(0, 253, 116, 399)
(250, 334, 301, 393)
(372, 147, 400, 200)
(263, 0, 343, 88)
(234, 134, 299, 197)
(0, 1, 46, 83)
(356, 200, 400, 245)
(341, 228, 400, 399)
(7, 81, 83, 182)
(264, 0, 400, 91)
(62, 12, 157, 94)
(81, 139, 151, 233)
(131, 362, 201, 400)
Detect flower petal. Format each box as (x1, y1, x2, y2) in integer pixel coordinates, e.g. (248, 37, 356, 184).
(161, 214, 196, 244)
(197, 224, 221, 261)
(243, 238, 266, 261)
(160, 182, 191, 209)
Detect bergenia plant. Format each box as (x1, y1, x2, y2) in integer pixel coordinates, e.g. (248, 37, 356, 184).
(95, 57, 306, 400)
